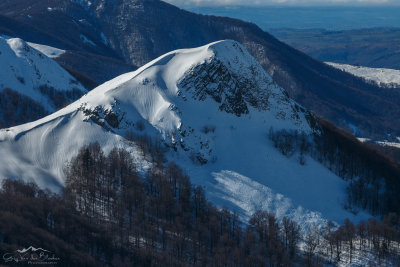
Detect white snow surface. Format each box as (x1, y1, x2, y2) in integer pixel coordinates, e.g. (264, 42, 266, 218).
(0, 40, 369, 229)
(327, 62, 400, 88)
(376, 140, 400, 149)
(0, 36, 86, 111)
(26, 42, 65, 58)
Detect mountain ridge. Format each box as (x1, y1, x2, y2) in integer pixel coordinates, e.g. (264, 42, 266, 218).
(1, 0, 400, 141)
(0, 40, 368, 229)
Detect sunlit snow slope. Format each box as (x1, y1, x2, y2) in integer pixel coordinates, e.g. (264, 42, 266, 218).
(0, 36, 86, 112)
(0, 40, 369, 229)
(327, 62, 400, 88)
(26, 42, 66, 58)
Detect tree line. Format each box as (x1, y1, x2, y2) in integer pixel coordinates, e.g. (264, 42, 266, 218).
(62, 141, 303, 266)
(0, 137, 399, 266)
(269, 117, 400, 216)
(0, 88, 48, 128)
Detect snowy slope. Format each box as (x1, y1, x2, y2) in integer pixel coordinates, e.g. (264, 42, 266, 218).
(0, 40, 369, 229)
(0, 36, 86, 112)
(26, 42, 65, 58)
(327, 62, 400, 88)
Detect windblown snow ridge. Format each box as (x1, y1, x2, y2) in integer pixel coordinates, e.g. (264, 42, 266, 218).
(0, 40, 368, 230)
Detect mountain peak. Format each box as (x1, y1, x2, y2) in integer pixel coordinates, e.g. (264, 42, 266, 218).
(72, 40, 306, 138)
(0, 41, 364, 229)
(0, 39, 311, 174)
(179, 40, 278, 116)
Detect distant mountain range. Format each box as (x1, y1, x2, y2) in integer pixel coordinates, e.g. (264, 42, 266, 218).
(187, 6, 400, 31)
(1, 0, 400, 142)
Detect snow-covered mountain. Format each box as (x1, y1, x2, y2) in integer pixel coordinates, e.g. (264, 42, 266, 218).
(0, 36, 86, 112)
(0, 36, 87, 128)
(2, 0, 400, 141)
(0, 40, 369, 229)
(327, 62, 400, 88)
(26, 42, 66, 59)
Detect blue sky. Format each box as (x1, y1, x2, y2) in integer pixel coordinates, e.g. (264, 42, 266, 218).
(163, 0, 399, 7)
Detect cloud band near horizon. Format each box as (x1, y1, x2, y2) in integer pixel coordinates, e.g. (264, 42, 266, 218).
(163, 0, 398, 7)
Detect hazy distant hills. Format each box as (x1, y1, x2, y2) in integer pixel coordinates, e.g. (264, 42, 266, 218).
(1, 0, 400, 141)
(187, 6, 400, 31)
(270, 28, 400, 71)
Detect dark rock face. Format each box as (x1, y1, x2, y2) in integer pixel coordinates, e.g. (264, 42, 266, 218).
(179, 58, 270, 117)
(80, 103, 125, 131)
(1, 0, 400, 139)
